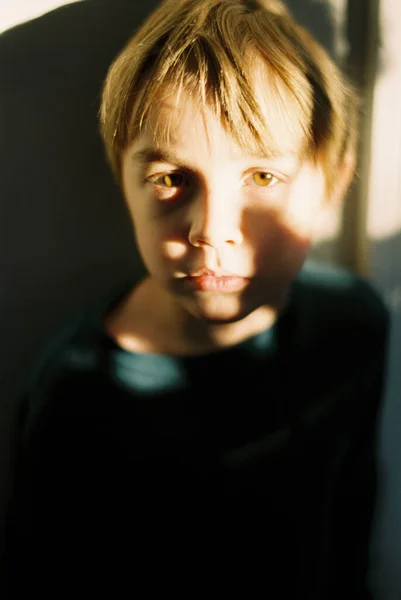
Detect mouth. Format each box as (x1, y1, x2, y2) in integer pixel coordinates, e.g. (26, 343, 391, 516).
(183, 269, 250, 292)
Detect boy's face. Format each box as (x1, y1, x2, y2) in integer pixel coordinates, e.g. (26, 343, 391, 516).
(120, 89, 327, 325)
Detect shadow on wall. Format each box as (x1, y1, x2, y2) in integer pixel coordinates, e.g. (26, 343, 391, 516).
(0, 0, 349, 516)
(284, 0, 336, 56)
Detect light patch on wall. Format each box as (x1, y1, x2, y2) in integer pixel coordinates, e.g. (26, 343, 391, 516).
(0, 0, 83, 34)
(367, 0, 401, 240)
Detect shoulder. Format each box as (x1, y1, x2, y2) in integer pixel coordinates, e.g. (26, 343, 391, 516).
(291, 260, 390, 351)
(18, 282, 133, 438)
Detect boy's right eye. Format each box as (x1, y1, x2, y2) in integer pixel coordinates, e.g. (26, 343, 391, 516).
(147, 172, 187, 188)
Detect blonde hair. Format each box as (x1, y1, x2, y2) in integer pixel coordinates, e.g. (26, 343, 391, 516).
(99, 0, 358, 195)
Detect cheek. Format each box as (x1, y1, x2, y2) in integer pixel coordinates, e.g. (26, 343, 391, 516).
(284, 166, 326, 239)
(245, 171, 324, 267)
(161, 239, 188, 262)
(129, 211, 162, 266)
(284, 196, 322, 241)
(244, 207, 312, 276)
(133, 214, 189, 272)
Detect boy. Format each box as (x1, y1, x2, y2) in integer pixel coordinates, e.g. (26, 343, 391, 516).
(4, 0, 389, 598)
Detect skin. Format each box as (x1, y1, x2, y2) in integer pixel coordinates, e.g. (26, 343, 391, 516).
(105, 88, 352, 356)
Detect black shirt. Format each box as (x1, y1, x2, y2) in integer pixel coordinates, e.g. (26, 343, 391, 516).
(3, 261, 390, 599)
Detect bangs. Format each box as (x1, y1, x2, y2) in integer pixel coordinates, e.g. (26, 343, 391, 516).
(128, 40, 314, 160)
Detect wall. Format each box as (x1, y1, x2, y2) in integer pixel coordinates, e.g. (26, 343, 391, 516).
(367, 0, 401, 597)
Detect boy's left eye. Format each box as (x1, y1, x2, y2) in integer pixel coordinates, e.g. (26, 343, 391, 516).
(251, 172, 279, 188)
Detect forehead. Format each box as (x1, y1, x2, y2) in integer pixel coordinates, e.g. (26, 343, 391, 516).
(136, 72, 308, 160)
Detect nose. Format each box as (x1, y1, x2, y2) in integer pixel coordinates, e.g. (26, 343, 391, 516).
(188, 188, 243, 249)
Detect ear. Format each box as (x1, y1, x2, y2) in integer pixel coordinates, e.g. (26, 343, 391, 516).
(329, 148, 357, 206)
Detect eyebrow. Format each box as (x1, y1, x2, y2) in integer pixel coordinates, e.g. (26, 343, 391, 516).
(131, 147, 298, 170)
(132, 148, 197, 171)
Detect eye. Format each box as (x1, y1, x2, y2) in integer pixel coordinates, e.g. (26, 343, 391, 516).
(251, 171, 279, 187)
(149, 172, 187, 188)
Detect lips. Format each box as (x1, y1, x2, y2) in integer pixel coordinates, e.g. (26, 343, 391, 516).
(189, 268, 235, 278)
(184, 268, 250, 292)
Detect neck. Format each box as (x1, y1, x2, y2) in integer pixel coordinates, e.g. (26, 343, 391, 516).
(140, 277, 280, 355)
(175, 302, 277, 353)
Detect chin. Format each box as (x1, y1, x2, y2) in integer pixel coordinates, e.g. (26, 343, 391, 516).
(192, 312, 246, 326)
(183, 294, 258, 325)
